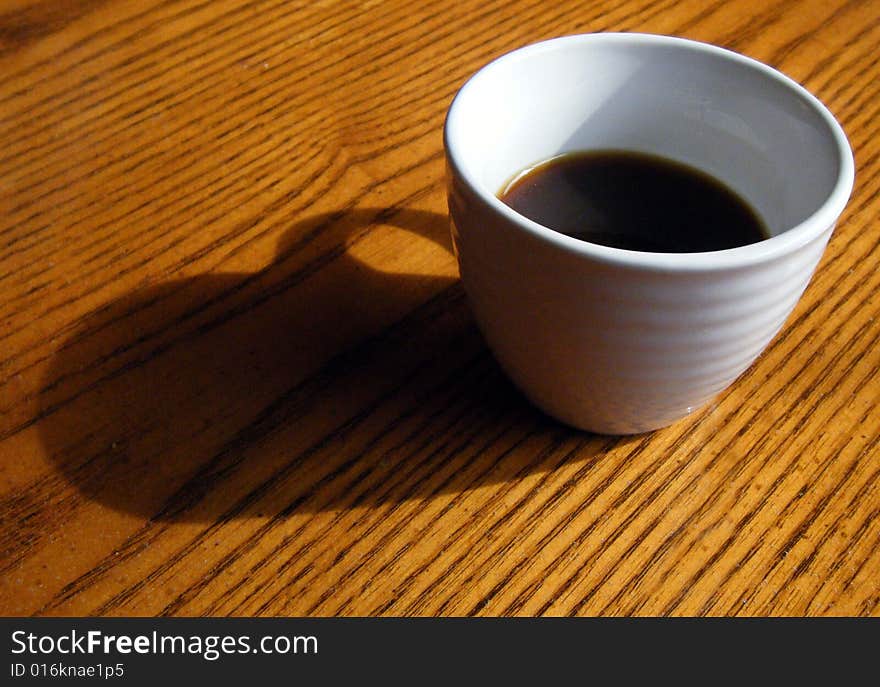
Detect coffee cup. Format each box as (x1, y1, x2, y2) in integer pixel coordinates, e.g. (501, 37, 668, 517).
(444, 33, 854, 434)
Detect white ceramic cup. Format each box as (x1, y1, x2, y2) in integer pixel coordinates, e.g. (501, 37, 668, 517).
(444, 33, 854, 434)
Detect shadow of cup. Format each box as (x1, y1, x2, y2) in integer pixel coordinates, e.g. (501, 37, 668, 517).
(31, 207, 619, 530)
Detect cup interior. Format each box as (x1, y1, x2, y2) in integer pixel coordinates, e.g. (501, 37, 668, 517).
(446, 34, 851, 239)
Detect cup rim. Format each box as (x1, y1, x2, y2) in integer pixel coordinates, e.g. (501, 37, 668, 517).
(444, 33, 855, 272)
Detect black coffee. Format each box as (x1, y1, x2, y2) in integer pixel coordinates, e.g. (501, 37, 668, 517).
(498, 150, 769, 252)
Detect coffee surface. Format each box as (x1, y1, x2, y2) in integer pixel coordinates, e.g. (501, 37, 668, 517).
(498, 151, 769, 252)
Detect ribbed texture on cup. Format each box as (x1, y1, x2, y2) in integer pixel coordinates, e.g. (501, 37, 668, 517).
(450, 201, 833, 434)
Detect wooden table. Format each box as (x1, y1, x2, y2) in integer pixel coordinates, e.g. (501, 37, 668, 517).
(1, 0, 877, 617)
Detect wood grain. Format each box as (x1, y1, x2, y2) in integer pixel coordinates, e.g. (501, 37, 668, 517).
(0, 0, 877, 616)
